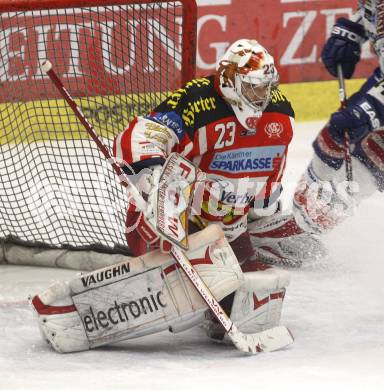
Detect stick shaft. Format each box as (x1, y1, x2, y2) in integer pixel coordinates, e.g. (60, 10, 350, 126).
(336, 64, 353, 183)
(41, 60, 147, 211)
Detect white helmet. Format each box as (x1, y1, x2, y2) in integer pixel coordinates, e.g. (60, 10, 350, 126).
(216, 39, 279, 130)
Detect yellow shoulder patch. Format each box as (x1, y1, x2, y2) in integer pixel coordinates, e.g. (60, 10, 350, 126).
(270, 88, 288, 104)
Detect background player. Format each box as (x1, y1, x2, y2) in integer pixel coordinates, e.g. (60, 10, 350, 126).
(246, 2, 384, 267)
(291, 1, 384, 242)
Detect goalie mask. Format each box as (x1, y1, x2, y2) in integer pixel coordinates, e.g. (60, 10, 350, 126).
(217, 39, 279, 130)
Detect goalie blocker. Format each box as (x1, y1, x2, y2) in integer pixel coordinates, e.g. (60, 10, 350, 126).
(30, 225, 290, 353)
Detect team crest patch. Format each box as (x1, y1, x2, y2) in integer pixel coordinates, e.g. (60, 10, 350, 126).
(245, 117, 259, 129)
(265, 122, 283, 138)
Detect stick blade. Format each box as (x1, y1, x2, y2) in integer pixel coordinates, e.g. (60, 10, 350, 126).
(40, 60, 52, 74)
(229, 326, 294, 354)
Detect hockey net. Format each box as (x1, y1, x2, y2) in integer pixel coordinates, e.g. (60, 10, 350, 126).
(0, 0, 196, 269)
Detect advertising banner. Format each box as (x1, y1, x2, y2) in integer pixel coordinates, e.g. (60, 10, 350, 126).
(196, 0, 377, 82)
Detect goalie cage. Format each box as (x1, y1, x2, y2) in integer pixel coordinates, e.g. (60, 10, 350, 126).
(0, 0, 197, 270)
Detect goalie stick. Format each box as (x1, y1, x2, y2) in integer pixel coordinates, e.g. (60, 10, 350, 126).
(41, 60, 293, 354)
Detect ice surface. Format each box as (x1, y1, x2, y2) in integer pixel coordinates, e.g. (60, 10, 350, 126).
(1, 121, 384, 390)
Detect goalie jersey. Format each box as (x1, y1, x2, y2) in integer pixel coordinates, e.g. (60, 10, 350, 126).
(113, 75, 294, 211)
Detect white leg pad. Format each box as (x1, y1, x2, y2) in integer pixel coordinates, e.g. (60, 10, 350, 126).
(231, 268, 289, 333)
(204, 266, 290, 342)
(30, 225, 243, 352)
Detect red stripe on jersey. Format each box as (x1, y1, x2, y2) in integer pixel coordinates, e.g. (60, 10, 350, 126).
(322, 126, 344, 153)
(115, 117, 138, 164)
(367, 133, 384, 162)
(173, 131, 194, 158)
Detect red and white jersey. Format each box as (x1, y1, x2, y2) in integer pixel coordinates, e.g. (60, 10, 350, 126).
(113, 75, 294, 212)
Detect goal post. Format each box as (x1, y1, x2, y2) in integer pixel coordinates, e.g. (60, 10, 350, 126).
(0, 0, 197, 269)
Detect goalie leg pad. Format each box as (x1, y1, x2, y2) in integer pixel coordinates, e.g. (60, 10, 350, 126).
(30, 225, 243, 353)
(203, 263, 290, 343)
